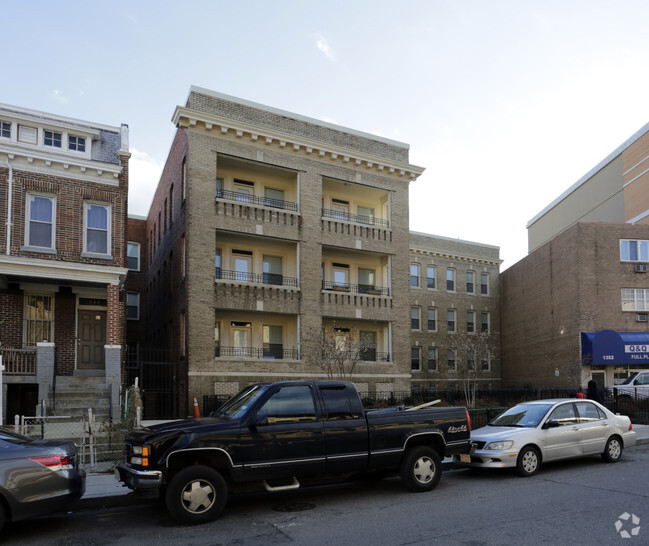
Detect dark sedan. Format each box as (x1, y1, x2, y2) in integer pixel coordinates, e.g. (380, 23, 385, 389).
(0, 428, 86, 532)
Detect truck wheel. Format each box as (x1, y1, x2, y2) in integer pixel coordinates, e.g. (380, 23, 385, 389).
(516, 446, 540, 477)
(165, 466, 227, 524)
(601, 436, 623, 463)
(400, 447, 441, 492)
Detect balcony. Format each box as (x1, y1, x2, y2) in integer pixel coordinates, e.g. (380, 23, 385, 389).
(215, 346, 299, 359)
(0, 348, 37, 375)
(217, 189, 298, 212)
(216, 268, 298, 287)
(322, 208, 389, 228)
(322, 280, 390, 296)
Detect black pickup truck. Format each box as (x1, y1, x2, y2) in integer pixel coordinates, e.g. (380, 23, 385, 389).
(116, 380, 472, 524)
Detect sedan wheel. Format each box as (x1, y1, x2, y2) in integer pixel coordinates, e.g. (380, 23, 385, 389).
(602, 436, 623, 463)
(516, 446, 540, 477)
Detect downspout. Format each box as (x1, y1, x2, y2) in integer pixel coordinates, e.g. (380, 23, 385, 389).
(1, 160, 12, 255)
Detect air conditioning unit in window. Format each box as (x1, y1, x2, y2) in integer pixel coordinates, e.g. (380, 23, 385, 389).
(635, 264, 647, 273)
(637, 314, 648, 323)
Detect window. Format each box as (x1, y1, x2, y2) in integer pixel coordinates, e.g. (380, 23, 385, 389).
(427, 348, 437, 371)
(481, 351, 491, 371)
(18, 125, 37, 144)
(447, 349, 456, 372)
(446, 268, 455, 291)
(180, 311, 186, 357)
(0, 121, 10, 138)
(234, 254, 251, 282)
(333, 266, 348, 289)
(215, 177, 223, 198)
(44, 130, 62, 148)
(23, 294, 54, 346)
(126, 292, 140, 320)
(214, 319, 220, 357)
(426, 265, 436, 289)
(481, 312, 490, 333)
(410, 264, 420, 287)
(264, 187, 284, 208)
(468, 350, 476, 371)
(263, 255, 283, 285)
(466, 271, 475, 293)
(234, 179, 253, 202)
(481, 273, 489, 295)
(263, 325, 283, 358)
(622, 288, 649, 311)
(181, 158, 187, 201)
(84, 203, 110, 255)
(25, 194, 55, 249)
(232, 321, 251, 356)
(357, 206, 374, 224)
(68, 135, 86, 152)
(358, 268, 375, 293)
(548, 403, 578, 425)
(575, 401, 605, 421)
(127, 242, 140, 271)
(467, 311, 476, 333)
(427, 308, 437, 331)
(169, 184, 174, 225)
(411, 347, 421, 371)
(447, 309, 456, 332)
(332, 199, 349, 220)
(214, 250, 221, 280)
(164, 199, 168, 232)
(359, 331, 377, 361)
(411, 307, 421, 330)
(620, 240, 649, 262)
(257, 385, 316, 422)
(181, 235, 186, 279)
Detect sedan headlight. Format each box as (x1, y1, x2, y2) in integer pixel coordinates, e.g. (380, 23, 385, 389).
(484, 441, 514, 450)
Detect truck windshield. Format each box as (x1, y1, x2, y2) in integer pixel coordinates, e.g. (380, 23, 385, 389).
(618, 373, 639, 385)
(211, 385, 267, 420)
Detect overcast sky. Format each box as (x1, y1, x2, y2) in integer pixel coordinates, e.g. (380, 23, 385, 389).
(3, 1, 649, 269)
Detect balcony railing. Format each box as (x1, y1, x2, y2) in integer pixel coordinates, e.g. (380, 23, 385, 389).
(322, 280, 390, 296)
(216, 268, 299, 287)
(216, 189, 298, 212)
(216, 346, 299, 359)
(0, 348, 37, 375)
(322, 208, 390, 228)
(324, 349, 391, 362)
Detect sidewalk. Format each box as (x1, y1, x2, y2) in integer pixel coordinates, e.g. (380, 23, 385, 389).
(77, 424, 649, 509)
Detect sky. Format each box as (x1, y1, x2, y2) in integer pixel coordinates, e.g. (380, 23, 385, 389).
(3, 0, 649, 269)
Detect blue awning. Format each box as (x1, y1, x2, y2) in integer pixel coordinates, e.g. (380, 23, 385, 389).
(581, 330, 649, 365)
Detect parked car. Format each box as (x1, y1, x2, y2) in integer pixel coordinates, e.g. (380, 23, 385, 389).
(614, 370, 649, 395)
(117, 380, 472, 524)
(454, 399, 636, 477)
(0, 428, 86, 532)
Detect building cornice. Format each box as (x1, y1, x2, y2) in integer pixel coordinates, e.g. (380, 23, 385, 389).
(0, 255, 127, 285)
(410, 247, 501, 266)
(0, 147, 122, 186)
(172, 106, 425, 181)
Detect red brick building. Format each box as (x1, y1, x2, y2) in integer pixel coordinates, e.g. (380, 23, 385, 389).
(0, 103, 129, 420)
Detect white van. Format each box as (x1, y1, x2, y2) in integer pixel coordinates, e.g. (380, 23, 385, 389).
(615, 370, 649, 395)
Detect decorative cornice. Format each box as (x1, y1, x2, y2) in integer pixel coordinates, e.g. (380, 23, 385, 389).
(172, 106, 425, 181)
(410, 247, 501, 266)
(0, 255, 127, 285)
(0, 147, 122, 186)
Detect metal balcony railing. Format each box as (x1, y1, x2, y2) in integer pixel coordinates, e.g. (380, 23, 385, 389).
(321, 280, 390, 296)
(215, 346, 299, 359)
(216, 268, 298, 287)
(216, 189, 298, 212)
(0, 348, 37, 375)
(322, 208, 390, 228)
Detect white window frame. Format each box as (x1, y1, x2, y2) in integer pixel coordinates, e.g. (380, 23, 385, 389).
(127, 242, 140, 271)
(68, 134, 86, 152)
(620, 239, 649, 262)
(18, 125, 37, 144)
(44, 130, 62, 148)
(0, 120, 11, 139)
(410, 263, 420, 287)
(83, 202, 111, 257)
(24, 193, 56, 251)
(481, 272, 489, 295)
(622, 288, 649, 311)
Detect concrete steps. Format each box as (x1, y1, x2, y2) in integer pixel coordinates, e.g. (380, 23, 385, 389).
(50, 376, 112, 418)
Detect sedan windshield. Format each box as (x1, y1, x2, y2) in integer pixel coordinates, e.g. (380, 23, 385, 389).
(211, 385, 268, 420)
(489, 403, 554, 428)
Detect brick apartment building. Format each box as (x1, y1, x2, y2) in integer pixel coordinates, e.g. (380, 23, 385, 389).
(502, 122, 649, 389)
(0, 103, 129, 420)
(136, 86, 425, 415)
(409, 232, 501, 391)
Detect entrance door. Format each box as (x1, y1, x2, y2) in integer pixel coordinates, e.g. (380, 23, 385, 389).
(78, 310, 106, 369)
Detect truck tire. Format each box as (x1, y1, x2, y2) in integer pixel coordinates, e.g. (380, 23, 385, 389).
(165, 465, 228, 524)
(516, 446, 540, 477)
(400, 447, 441, 492)
(601, 436, 623, 463)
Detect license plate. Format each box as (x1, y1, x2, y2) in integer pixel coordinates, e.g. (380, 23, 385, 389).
(459, 453, 471, 463)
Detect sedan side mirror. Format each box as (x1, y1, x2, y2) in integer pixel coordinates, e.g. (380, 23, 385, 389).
(542, 419, 561, 429)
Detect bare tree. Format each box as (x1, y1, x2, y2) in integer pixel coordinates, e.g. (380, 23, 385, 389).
(303, 325, 367, 380)
(456, 331, 498, 408)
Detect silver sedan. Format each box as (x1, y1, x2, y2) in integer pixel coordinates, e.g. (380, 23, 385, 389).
(455, 399, 637, 476)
